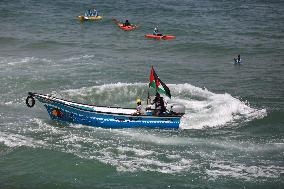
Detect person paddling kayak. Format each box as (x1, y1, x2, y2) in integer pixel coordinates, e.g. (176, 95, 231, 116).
(153, 26, 163, 36)
(124, 19, 131, 26)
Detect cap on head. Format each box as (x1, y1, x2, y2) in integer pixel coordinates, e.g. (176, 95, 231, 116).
(136, 99, 142, 104)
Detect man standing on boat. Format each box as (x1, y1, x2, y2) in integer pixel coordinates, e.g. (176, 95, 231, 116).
(148, 66, 171, 116)
(151, 93, 166, 115)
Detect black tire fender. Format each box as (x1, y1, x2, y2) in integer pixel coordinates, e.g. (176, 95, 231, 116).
(26, 96, 35, 108)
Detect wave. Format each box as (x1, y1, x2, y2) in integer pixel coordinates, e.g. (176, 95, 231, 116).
(0, 56, 52, 67)
(0, 54, 95, 68)
(1, 118, 283, 178)
(0, 131, 47, 148)
(60, 55, 95, 62)
(207, 161, 284, 181)
(56, 82, 267, 129)
(21, 40, 76, 50)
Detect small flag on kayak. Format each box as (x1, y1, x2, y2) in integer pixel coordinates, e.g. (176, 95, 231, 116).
(149, 66, 171, 98)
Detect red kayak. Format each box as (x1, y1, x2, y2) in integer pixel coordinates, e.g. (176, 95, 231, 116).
(118, 23, 138, 31)
(145, 34, 176, 40)
(113, 19, 138, 31)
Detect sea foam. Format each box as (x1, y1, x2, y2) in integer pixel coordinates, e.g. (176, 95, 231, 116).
(59, 82, 267, 129)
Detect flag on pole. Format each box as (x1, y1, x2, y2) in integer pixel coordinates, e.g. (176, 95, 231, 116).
(149, 66, 171, 98)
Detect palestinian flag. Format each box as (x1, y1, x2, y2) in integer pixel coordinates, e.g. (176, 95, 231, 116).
(149, 66, 171, 98)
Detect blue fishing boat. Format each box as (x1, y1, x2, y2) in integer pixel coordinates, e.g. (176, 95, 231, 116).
(26, 67, 185, 129)
(25, 92, 185, 129)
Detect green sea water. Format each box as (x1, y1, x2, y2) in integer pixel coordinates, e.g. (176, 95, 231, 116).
(0, 0, 283, 188)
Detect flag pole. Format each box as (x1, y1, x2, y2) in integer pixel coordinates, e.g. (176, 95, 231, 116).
(153, 66, 158, 96)
(147, 90, 150, 105)
(147, 66, 152, 105)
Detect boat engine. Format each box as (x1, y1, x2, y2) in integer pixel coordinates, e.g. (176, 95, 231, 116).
(169, 104, 186, 116)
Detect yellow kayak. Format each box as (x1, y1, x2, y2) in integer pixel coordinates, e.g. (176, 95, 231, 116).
(78, 15, 103, 21)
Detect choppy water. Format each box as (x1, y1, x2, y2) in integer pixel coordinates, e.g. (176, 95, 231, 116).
(0, 0, 283, 188)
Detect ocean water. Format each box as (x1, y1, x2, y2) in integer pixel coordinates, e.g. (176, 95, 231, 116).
(0, 0, 283, 188)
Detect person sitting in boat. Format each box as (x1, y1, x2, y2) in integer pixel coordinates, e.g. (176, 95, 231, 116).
(91, 8, 98, 17)
(234, 54, 241, 64)
(84, 9, 91, 17)
(132, 98, 144, 115)
(153, 27, 163, 36)
(151, 93, 166, 116)
(124, 20, 131, 26)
